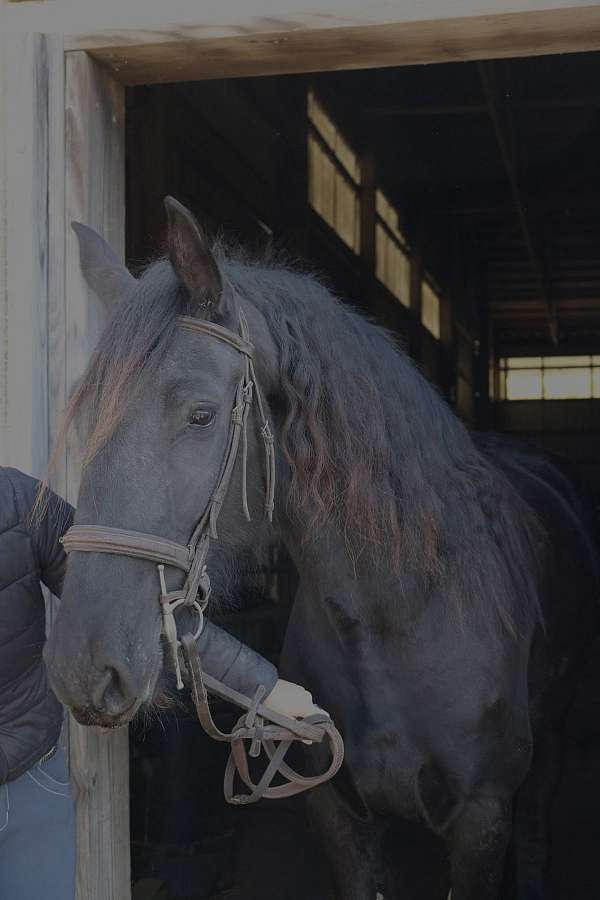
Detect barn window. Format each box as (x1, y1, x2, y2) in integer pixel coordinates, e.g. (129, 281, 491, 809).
(421, 279, 441, 339)
(498, 356, 600, 400)
(375, 190, 411, 307)
(308, 90, 360, 251)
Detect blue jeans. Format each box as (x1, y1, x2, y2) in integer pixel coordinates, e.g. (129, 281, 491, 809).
(0, 747, 75, 899)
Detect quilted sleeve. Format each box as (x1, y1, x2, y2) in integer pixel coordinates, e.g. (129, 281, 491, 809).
(33, 487, 74, 597)
(6, 469, 74, 597)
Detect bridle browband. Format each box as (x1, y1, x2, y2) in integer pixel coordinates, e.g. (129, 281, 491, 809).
(61, 310, 343, 804)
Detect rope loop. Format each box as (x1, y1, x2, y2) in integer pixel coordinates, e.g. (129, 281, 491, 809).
(180, 634, 344, 805)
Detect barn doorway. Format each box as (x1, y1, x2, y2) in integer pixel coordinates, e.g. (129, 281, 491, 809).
(126, 52, 600, 900)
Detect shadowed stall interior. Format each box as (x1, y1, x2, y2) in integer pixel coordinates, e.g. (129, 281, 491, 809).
(126, 55, 600, 900)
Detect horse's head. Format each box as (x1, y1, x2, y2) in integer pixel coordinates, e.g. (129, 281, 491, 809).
(45, 198, 276, 728)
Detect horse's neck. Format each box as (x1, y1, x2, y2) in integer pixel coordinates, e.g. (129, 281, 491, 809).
(279, 516, 380, 602)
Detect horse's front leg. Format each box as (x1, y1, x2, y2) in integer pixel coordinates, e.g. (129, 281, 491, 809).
(382, 818, 450, 900)
(507, 728, 563, 899)
(445, 792, 513, 900)
(307, 781, 379, 900)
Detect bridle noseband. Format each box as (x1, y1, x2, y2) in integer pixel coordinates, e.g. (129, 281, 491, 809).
(61, 310, 343, 803)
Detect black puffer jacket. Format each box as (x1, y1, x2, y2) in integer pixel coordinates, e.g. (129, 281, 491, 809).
(0, 467, 70, 784)
(0, 468, 277, 785)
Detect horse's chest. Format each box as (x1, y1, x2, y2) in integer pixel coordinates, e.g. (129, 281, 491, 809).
(344, 728, 424, 819)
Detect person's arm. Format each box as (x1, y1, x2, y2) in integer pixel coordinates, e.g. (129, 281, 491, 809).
(9, 469, 321, 718)
(30, 487, 74, 598)
(181, 614, 324, 718)
(6, 469, 74, 597)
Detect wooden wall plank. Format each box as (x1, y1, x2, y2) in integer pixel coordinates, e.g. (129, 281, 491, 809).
(126, 81, 283, 262)
(0, 32, 50, 476)
(0, 1, 595, 38)
(47, 32, 67, 496)
(60, 5, 600, 86)
(174, 81, 279, 184)
(409, 218, 424, 362)
(125, 86, 169, 262)
(64, 50, 131, 900)
(0, 35, 130, 900)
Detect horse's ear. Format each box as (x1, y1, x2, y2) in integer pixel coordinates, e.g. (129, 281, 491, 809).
(71, 222, 136, 314)
(164, 196, 222, 315)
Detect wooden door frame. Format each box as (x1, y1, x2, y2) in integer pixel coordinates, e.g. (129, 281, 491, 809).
(64, 2, 600, 84)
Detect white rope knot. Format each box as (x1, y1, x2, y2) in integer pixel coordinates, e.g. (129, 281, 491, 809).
(231, 405, 244, 426)
(261, 422, 274, 444)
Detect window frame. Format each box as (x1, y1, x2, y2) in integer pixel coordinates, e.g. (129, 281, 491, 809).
(421, 276, 442, 340)
(307, 89, 361, 252)
(374, 188, 411, 308)
(498, 355, 600, 401)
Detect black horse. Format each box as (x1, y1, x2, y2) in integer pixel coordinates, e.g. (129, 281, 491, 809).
(45, 199, 599, 899)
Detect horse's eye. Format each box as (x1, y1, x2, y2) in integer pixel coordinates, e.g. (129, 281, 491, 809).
(188, 407, 215, 429)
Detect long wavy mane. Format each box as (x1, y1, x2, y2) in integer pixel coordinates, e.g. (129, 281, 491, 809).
(57, 245, 543, 637)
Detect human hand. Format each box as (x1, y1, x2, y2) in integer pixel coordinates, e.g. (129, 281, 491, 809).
(263, 678, 327, 720)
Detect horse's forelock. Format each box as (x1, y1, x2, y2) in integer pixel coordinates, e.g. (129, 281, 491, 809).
(59, 260, 181, 467)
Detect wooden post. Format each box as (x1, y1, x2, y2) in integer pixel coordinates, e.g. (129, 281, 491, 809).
(64, 51, 131, 900)
(474, 263, 492, 430)
(409, 214, 424, 362)
(359, 149, 378, 315)
(1, 35, 130, 900)
(438, 296, 454, 401)
(0, 32, 50, 476)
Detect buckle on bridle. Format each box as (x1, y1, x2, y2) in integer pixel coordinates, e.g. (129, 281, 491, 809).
(197, 565, 211, 607)
(158, 563, 208, 690)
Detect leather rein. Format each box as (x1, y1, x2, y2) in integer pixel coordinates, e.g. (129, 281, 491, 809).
(60, 310, 344, 804)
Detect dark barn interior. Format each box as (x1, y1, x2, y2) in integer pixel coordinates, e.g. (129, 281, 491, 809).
(126, 52, 600, 900)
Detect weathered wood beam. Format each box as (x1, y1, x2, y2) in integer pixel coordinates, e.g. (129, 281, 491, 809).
(0, 33, 51, 474)
(359, 149, 378, 314)
(408, 213, 425, 361)
(366, 95, 600, 117)
(0, 0, 598, 40)
(368, 103, 487, 117)
(2, 4, 600, 84)
(64, 51, 131, 900)
(478, 60, 558, 343)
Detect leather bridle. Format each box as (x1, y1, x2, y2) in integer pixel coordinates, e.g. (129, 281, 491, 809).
(60, 310, 344, 804)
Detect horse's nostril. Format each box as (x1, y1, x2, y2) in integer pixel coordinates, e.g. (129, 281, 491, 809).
(91, 669, 112, 712)
(92, 663, 138, 718)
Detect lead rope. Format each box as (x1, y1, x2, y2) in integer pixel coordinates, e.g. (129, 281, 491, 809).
(181, 633, 344, 804)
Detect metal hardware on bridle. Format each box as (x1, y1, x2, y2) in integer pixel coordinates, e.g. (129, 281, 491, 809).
(157, 563, 206, 691)
(60, 309, 343, 803)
